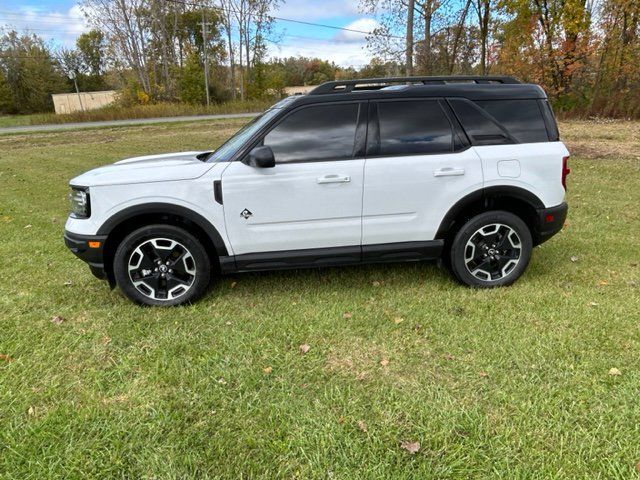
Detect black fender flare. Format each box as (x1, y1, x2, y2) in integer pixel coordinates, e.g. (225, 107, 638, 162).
(435, 186, 545, 239)
(97, 203, 229, 257)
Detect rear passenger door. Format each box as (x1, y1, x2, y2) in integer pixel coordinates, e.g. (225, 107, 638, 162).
(362, 99, 484, 246)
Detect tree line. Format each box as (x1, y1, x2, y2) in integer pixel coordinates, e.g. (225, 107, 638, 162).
(1, 0, 638, 117)
(363, 0, 640, 117)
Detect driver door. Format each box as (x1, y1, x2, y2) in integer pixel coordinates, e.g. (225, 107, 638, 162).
(221, 102, 367, 261)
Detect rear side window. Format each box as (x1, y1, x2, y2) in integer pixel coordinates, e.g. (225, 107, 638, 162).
(264, 103, 360, 163)
(448, 98, 511, 146)
(374, 100, 453, 156)
(476, 99, 549, 143)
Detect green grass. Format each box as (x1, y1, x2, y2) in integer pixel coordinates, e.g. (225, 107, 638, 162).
(0, 114, 39, 128)
(0, 119, 639, 479)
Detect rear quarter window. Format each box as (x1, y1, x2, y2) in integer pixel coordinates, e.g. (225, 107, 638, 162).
(475, 99, 550, 143)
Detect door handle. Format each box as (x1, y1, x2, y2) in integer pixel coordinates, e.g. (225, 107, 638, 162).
(317, 174, 351, 184)
(434, 167, 465, 177)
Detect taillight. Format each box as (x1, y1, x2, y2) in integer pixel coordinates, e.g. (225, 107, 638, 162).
(562, 156, 570, 190)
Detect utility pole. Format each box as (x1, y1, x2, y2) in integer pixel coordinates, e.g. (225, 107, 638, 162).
(70, 71, 85, 112)
(200, 9, 215, 106)
(406, 0, 415, 76)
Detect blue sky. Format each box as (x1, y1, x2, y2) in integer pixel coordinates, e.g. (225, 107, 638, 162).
(0, 0, 378, 67)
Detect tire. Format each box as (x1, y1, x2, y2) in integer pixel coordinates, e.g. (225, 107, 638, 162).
(449, 211, 532, 288)
(113, 224, 211, 306)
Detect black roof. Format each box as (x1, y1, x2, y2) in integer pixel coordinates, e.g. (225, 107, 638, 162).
(285, 76, 547, 107)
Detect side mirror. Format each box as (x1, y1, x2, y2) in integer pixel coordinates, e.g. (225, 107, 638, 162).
(246, 146, 275, 168)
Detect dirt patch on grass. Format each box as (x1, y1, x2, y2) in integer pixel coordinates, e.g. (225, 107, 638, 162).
(559, 119, 640, 159)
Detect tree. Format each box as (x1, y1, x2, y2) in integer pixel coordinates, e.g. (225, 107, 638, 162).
(179, 51, 205, 104)
(76, 29, 106, 76)
(0, 70, 12, 113)
(0, 31, 67, 113)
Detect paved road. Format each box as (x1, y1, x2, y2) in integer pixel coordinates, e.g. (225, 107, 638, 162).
(0, 112, 260, 135)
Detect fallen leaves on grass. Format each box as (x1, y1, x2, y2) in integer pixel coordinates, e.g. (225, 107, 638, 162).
(379, 358, 390, 367)
(24, 224, 32, 229)
(393, 317, 404, 324)
(443, 354, 455, 360)
(50, 315, 65, 325)
(608, 367, 622, 376)
(0, 354, 13, 362)
(357, 420, 368, 432)
(598, 280, 609, 286)
(342, 312, 352, 319)
(263, 366, 272, 375)
(400, 441, 420, 454)
(570, 256, 579, 262)
(230, 281, 237, 288)
(371, 281, 381, 287)
(479, 371, 489, 378)
(27, 406, 35, 416)
(588, 302, 599, 307)
(299, 344, 310, 354)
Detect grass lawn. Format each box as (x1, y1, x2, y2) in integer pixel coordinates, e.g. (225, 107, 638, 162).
(0, 114, 39, 128)
(0, 100, 272, 128)
(0, 119, 639, 479)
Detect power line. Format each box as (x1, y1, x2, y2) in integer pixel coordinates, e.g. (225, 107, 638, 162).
(0, 1, 402, 40)
(161, 0, 402, 39)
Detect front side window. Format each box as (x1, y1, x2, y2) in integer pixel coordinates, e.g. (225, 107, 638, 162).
(374, 100, 454, 156)
(208, 107, 281, 162)
(264, 103, 360, 163)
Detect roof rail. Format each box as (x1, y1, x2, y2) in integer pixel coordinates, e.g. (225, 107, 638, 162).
(308, 76, 521, 95)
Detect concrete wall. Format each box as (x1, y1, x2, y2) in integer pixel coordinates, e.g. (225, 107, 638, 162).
(51, 91, 117, 115)
(283, 85, 319, 96)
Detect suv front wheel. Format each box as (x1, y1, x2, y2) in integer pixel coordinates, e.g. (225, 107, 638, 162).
(113, 224, 211, 306)
(450, 211, 532, 288)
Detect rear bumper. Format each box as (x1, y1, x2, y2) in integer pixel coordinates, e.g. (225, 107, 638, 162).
(64, 230, 108, 280)
(535, 202, 568, 244)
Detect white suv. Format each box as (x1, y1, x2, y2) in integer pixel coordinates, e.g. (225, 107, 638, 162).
(64, 76, 570, 306)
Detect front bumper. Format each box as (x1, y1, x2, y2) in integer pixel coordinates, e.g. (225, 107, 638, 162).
(64, 230, 108, 280)
(535, 202, 568, 245)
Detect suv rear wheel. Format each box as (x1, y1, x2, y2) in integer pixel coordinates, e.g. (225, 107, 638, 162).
(450, 211, 532, 288)
(113, 224, 211, 306)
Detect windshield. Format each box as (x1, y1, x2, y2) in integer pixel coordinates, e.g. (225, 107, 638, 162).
(206, 109, 280, 162)
(207, 97, 298, 162)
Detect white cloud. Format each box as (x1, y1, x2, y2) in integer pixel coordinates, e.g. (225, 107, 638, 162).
(275, 0, 361, 20)
(267, 36, 371, 67)
(267, 17, 379, 68)
(333, 18, 380, 43)
(2, 4, 90, 47)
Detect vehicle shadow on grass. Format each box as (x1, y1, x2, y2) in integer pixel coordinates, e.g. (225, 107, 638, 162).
(211, 260, 452, 298)
(208, 248, 559, 301)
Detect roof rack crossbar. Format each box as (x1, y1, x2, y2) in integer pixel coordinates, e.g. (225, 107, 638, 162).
(309, 76, 521, 95)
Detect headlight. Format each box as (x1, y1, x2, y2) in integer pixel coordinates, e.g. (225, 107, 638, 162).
(69, 187, 90, 218)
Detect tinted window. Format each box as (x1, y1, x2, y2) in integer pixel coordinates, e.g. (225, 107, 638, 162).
(376, 100, 453, 155)
(540, 100, 560, 141)
(264, 103, 359, 163)
(448, 98, 511, 146)
(477, 100, 549, 143)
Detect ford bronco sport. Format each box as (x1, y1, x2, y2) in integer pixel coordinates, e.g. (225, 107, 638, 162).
(64, 76, 569, 306)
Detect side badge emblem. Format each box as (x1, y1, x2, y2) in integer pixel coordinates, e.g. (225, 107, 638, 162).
(240, 209, 253, 219)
